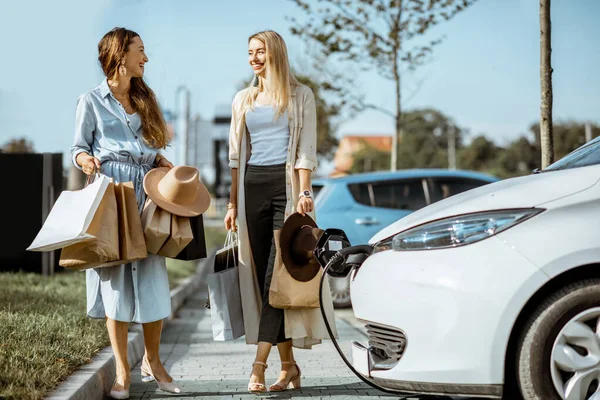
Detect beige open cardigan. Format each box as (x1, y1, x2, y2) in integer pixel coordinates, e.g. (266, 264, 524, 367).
(228, 84, 339, 349)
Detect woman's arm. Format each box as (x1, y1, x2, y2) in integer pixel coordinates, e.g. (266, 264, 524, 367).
(229, 168, 239, 205)
(225, 94, 241, 231)
(294, 88, 318, 173)
(297, 168, 314, 216)
(70, 95, 100, 175)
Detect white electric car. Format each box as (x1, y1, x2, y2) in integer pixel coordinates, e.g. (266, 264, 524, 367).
(350, 136, 600, 400)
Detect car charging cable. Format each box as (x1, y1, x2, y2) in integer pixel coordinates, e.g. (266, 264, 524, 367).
(318, 246, 420, 398)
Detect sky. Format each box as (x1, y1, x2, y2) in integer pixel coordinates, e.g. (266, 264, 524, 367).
(1, 0, 599, 167)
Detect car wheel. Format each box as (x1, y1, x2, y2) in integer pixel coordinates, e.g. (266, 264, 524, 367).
(516, 279, 600, 400)
(328, 275, 352, 308)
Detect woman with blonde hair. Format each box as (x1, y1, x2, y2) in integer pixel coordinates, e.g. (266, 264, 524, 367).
(224, 30, 337, 393)
(71, 27, 180, 399)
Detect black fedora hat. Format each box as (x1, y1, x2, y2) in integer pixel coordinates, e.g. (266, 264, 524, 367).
(279, 213, 324, 282)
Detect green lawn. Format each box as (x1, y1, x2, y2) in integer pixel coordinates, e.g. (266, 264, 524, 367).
(0, 272, 109, 400)
(0, 225, 226, 399)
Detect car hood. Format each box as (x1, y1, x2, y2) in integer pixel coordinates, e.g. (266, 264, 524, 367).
(369, 166, 600, 244)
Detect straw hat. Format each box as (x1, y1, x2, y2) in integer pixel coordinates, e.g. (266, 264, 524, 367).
(143, 166, 211, 217)
(279, 213, 324, 282)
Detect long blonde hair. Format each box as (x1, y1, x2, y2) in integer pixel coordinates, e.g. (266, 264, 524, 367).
(98, 28, 170, 149)
(241, 30, 299, 118)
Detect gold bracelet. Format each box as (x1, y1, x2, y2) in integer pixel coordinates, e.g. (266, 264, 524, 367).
(227, 203, 237, 210)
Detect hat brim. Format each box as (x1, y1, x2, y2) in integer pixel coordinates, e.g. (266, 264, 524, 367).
(143, 167, 211, 217)
(280, 213, 322, 282)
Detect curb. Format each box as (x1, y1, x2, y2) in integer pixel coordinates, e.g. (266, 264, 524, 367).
(47, 259, 208, 400)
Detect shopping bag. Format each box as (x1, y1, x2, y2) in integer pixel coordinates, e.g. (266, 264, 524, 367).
(157, 215, 193, 257)
(58, 180, 120, 270)
(269, 230, 322, 310)
(27, 173, 111, 251)
(174, 214, 207, 261)
(114, 182, 147, 262)
(141, 199, 170, 254)
(213, 230, 238, 273)
(207, 231, 245, 341)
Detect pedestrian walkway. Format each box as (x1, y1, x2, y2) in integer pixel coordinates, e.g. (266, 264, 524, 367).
(127, 286, 416, 399)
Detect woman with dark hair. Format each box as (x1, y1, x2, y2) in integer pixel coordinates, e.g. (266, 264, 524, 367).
(70, 27, 179, 399)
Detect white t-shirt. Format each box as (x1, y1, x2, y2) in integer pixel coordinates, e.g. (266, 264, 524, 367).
(245, 104, 290, 166)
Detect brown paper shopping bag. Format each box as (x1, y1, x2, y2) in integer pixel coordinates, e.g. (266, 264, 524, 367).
(269, 230, 322, 310)
(158, 215, 194, 257)
(141, 199, 170, 254)
(59, 181, 120, 270)
(109, 182, 148, 265)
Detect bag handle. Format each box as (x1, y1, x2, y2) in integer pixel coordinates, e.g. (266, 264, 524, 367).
(225, 230, 238, 269)
(84, 166, 101, 188)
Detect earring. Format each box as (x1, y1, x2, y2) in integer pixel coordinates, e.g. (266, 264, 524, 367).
(253, 75, 259, 87)
(119, 65, 127, 76)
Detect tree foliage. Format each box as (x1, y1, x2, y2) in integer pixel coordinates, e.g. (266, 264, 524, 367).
(289, 0, 477, 169)
(1, 137, 34, 153)
(348, 109, 599, 180)
(295, 74, 340, 160)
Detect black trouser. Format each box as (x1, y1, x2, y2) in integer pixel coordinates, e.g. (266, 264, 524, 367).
(244, 163, 288, 344)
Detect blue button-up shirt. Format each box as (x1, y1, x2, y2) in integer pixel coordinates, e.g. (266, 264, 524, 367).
(70, 79, 160, 172)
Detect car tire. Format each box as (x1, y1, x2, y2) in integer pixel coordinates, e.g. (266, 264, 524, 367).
(328, 275, 352, 309)
(516, 279, 600, 400)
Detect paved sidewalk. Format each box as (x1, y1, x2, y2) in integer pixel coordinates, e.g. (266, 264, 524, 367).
(127, 286, 418, 399)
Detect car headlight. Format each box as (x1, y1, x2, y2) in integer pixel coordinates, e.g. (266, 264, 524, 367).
(373, 208, 543, 252)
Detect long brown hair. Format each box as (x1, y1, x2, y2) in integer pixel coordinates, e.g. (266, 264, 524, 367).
(98, 27, 169, 149)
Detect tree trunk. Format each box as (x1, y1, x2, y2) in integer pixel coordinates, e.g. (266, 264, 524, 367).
(391, 63, 402, 171)
(540, 0, 554, 168)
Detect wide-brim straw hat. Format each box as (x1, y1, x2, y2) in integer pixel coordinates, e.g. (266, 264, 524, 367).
(143, 166, 211, 217)
(279, 213, 324, 282)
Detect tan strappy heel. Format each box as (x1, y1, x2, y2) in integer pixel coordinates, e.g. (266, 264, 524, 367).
(269, 361, 301, 392)
(248, 361, 268, 393)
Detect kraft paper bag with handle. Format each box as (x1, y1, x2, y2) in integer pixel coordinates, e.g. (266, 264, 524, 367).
(157, 215, 194, 258)
(86, 182, 148, 269)
(141, 199, 170, 254)
(96, 182, 148, 268)
(27, 173, 111, 251)
(59, 180, 120, 269)
(269, 230, 322, 310)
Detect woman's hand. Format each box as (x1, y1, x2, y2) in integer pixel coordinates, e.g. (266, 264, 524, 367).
(297, 197, 314, 216)
(224, 208, 238, 231)
(76, 152, 101, 176)
(156, 156, 174, 169)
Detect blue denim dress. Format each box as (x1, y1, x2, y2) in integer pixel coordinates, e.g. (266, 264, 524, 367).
(70, 79, 171, 323)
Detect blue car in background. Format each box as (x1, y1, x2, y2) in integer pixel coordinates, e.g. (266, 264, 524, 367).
(313, 169, 499, 308)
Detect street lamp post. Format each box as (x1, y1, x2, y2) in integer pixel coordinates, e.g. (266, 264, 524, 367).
(174, 85, 191, 166)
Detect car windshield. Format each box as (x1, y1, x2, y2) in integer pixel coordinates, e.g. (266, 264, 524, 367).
(545, 136, 600, 172)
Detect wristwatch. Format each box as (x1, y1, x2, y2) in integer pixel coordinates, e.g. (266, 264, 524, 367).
(299, 190, 312, 199)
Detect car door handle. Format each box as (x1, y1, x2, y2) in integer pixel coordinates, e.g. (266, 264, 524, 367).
(355, 217, 379, 226)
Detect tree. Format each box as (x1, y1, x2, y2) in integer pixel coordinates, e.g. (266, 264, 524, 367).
(496, 136, 539, 178)
(295, 74, 339, 161)
(350, 140, 391, 173)
(289, 0, 477, 171)
(350, 108, 463, 173)
(458, 135, 498, 172)
(530, 121, 600, 161)
(1, 137, 34, 153)
(396, 108, 464, 169)
(540, 0, 554, 168)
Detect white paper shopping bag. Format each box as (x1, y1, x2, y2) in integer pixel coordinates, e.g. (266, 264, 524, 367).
(27, 174, 112, 251)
